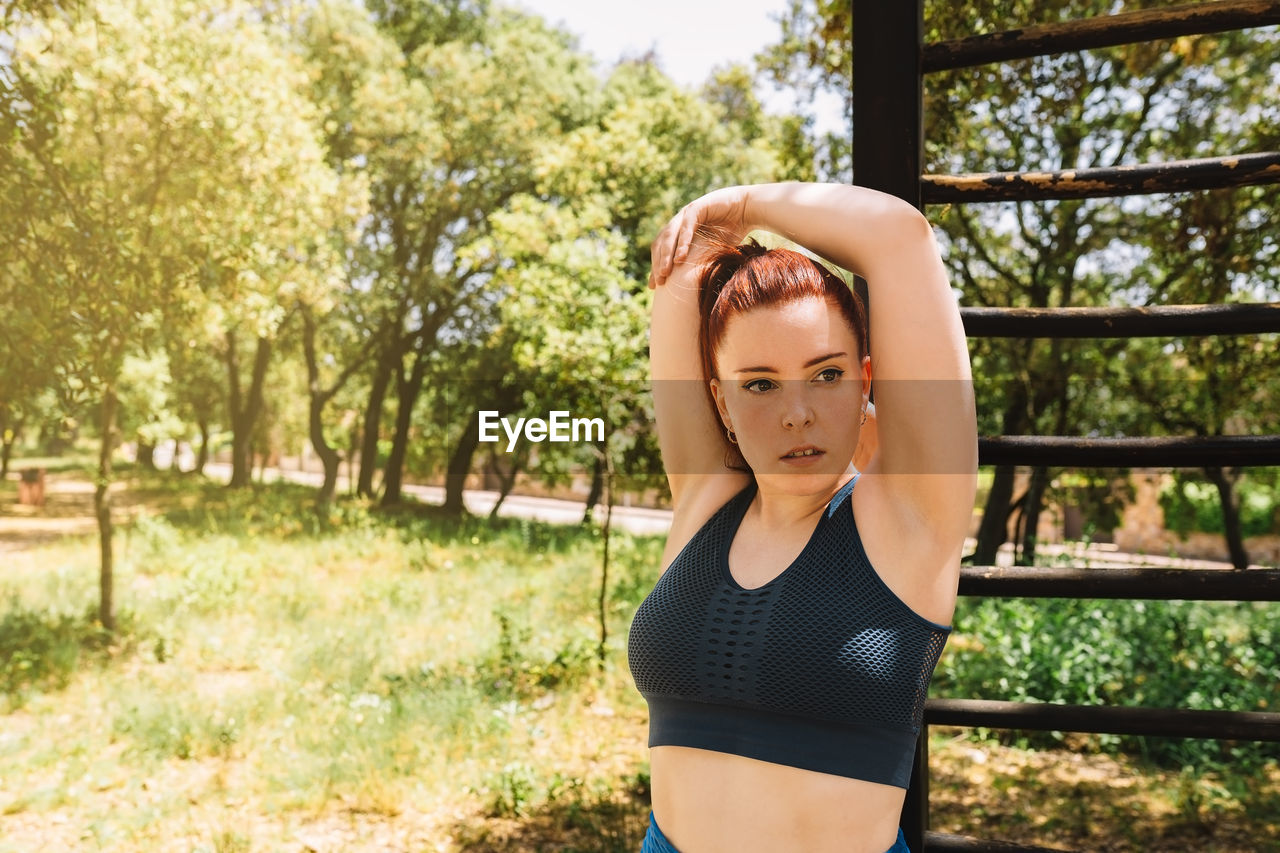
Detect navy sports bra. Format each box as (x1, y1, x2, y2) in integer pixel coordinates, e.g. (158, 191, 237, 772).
(627, 475, 951, 788)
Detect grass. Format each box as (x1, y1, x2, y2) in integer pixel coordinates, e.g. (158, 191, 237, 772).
(1, 470, 657, 852)
(0, 466, 1277, 851)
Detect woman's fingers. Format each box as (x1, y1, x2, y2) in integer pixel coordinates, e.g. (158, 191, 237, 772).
(673, 204, 699, 265)
(649, 187, 748, 287)
(648, 223, 668, 288)
(649, 210, 687, 288)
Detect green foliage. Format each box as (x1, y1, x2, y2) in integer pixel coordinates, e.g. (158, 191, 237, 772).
(478, 610, 597, 699)
(1048, 470, 1133, 541)
(754, 0, 850, 180)
(1160, 470, 1280, 539)
(466, 765, 651, 851)
(116, 353, 186, 452)
(3, 0, 365, 626)
(936, 596, 1280, 771)
(0, 601, 127, 708)
(113, 691, 249, 761)
(483, 761, 539, 818)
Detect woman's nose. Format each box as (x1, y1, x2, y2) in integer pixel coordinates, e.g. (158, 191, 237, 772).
(781, 386, 814, 429)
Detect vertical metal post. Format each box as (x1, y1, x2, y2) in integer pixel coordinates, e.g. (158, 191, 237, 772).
(900, 733, 930, 851)
(852, 0, 926, 848)
(851, 0, 924, 209)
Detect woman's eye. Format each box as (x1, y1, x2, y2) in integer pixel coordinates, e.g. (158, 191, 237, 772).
(744, 378, 775, 393)
(816, 368, 844, 382)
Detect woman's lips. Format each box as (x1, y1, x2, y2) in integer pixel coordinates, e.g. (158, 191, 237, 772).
(780, 446, 824, 465)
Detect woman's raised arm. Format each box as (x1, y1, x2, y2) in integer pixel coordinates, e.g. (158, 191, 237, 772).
(647, 189, 753, 511)
(653, 183, 977, 546)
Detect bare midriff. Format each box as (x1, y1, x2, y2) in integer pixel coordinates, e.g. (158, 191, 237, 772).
(650, 745, 905, 853)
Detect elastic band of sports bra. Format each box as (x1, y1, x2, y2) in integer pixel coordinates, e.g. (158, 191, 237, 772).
(648, 695, 918, 788)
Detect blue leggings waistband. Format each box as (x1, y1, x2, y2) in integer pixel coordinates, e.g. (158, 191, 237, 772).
(640, 811, 678, 853)
(641, 812, 911, 853)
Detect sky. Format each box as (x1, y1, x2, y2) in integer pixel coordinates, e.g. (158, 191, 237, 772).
(510, 0, 792, 89)
(508, 0, 843, 133)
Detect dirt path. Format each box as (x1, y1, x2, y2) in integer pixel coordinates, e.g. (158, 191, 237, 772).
(1, 467, 1244, 571)
(0, 471, 105, 553)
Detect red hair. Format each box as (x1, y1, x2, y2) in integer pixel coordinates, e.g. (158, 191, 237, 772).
(697, 238, 869, 383)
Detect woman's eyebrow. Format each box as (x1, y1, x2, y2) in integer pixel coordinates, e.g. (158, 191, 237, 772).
(804, 351, 847, 368)
(734, 352, 848, 374)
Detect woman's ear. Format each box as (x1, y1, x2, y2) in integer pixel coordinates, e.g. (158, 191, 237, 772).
(861, 355, 872, 410)
(709, 378, 733, 432)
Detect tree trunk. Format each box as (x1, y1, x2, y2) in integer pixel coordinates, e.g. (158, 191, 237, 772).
(95, 385, 119, 632)
(1016, 465, 1050, 566)
(195, 418, 210, 474)
(582, 452, 604, 525)
(971, 384, 1031, 564)
(381, 341, 430, 506)
(1, 437, 12, 480)
(137, 441, 156, 470)
(0, 415, 20, 480)
(347, 417, 360, 497)
(1016, 368, 1071, 566)
(487, 447, 524, 520)
(972, 464, 1017, 565)
(1205, 466, 1250, 570)
(226, 331, 272, 489)
(597, 454, 614, 666)
(313, 425, 340, 512)
(442, 409, 482, 516)
(357, 346, 397, 499)
(302, 308, 342, 514)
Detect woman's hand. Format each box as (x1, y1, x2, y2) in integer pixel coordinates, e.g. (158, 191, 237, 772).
(648, 186, 753, 289)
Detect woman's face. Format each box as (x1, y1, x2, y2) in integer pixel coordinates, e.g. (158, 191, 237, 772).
(710, 297, 869, 495)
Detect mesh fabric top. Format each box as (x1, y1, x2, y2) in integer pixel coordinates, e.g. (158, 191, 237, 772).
(627, 475, 951, 788)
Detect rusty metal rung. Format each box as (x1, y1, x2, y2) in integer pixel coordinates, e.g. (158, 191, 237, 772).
(961, 302, 1280, 338)
(923, 0, 1280, 72)
(925, 699, 1280, 742)
(923, 152, 1280, 203)
(979, 435, 1280, 468)
(959, 565, 1280, 600)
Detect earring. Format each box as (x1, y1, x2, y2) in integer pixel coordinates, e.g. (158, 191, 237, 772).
(726, 428, 738, 445)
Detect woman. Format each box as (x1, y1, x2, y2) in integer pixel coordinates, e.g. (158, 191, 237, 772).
(628, 183, 977, 853)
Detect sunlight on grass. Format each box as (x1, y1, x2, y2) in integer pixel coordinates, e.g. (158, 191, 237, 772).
(0, 475, 660, 851)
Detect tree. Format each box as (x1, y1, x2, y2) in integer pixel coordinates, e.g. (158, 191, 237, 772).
(422, 55, 787, 517)
(460, 195, 649, 515)
(295, 1, 603, 505)
(6, 0, 352, 628)
(1126, 183, 1280, 567)
(116, 353, 184, 470)
(755, 0, 851, 181)
(162, 316, 227, 474)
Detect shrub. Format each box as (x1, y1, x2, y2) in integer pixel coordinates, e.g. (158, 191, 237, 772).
(935, 596, 1280, 771)
(0, 600, 136, 707)
(1159, 470, 1280, 538)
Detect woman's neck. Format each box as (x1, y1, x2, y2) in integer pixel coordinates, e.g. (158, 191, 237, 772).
(749, 466, 857, 530)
